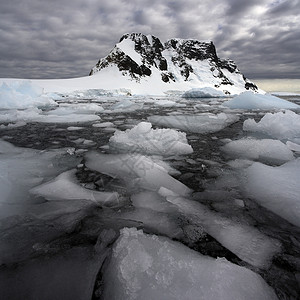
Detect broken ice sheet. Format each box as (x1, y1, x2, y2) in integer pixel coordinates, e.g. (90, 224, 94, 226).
(101, 227, 278, 300)
(30, 169, 121, 207)
(165, 193, 281, 268)
(243, 158, 300, 228)
(84, 152, 191, 196)
(0, 140, 80, 208)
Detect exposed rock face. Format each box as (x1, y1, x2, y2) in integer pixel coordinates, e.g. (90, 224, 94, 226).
(89, 33, 258, 93)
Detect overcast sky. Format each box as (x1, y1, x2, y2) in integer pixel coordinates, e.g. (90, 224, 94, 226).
(0, 0, 299, 79)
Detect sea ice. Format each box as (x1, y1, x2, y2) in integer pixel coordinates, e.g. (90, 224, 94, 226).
(0, 140, 80, 207)
(182, 87, 226, 98)
(221, 138, 294, 164)
(85, 152, 191, 196)
(148, 113, 239, 134)
(109, 121, 193, 156)
(30, 169, 120, 206)
(46, 103, 104, 115)
(223, 91, 300, 109)
(111, 99, 143, 111)
(243, 158, 300, 228)
(101, 227, 278, 300)
(243, 110, 300, 143)
(0, 80, 56, 109)
(165, 194, 281, 268)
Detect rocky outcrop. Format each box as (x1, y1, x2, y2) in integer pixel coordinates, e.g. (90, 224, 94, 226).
(90, 33, 258, 93)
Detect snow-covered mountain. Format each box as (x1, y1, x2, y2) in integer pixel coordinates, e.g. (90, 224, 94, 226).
(89, 33, 258, 95)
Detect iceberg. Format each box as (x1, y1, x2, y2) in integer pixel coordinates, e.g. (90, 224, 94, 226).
(243, 110, 300, 143)
(101, 227, 278, 300)
(0, 80, 56, 109)
(243, 159, 300, 228)
(182, 87, 227, 98)
(148, 113, 239, 134)
(223, 91, 300, 110)
(109, 121, 193, 156)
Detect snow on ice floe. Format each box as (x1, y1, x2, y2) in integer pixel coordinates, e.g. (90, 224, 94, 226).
(182, 87, 227, 98)
(0, 80, 56, 109)
(165, 193, 281, 268)
(243, 110, 300, 144)
(30, 169, 120, 206)
(109, 121, 193, 156)
(148, 113, 239, 134)
(223, 91, 300, 110)
(85, 152, 191, 196)
(244, 158, 300, 228)
(101, 227, 278, 300)
(221, 138, 294, 164)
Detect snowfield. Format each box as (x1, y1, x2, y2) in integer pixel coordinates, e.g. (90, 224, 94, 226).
(0, 79, 300, 299)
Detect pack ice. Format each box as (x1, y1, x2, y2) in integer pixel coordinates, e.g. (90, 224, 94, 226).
(243, 110, 300, 144)
(244, 158, 300, 228)
(101, 228, 278, 300)
(109, 121, 193, 155)
(148, 113, 239, 134)
(224, 91, 300, 109)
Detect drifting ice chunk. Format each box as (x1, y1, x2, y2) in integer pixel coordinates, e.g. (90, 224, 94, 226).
(102, 228, 278, 300)
(30, 169, 120, 206)
(243, 110, 300, 143)
(109, 121, 193, 155)
(244, 159, 300, 228)
(182, 87, 226, 98)
(85, 152, 191, 196)
(224, 91, 300, 109)
(165, 194, 281, 268)
(221, 138, 294, 164)
(148, 113, 239, 134)
(0, 81, 56, 109)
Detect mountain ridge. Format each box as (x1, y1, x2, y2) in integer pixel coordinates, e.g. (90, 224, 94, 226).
(89, 33, 258, 95)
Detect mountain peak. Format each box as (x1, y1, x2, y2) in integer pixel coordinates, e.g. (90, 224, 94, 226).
(89, 33, 258, 94)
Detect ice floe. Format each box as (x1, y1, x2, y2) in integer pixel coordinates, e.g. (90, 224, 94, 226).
(0, 140, 80, 208)
(109, 121, 193, 156)
(243, 110, 300, 143)
(101, 227, 278, 300)
(30, 169, 120, 206)
(223, 91, 300, 109)
(148, 113, 239, 134)
(165, 194, 281, 268)
(85, 152, 191, 196)
(221, 138, 294, 164)
(0, 80, 56, 109)
(243, 159, 300, 228)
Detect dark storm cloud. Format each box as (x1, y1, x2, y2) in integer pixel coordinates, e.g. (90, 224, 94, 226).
(0, 0, 299, 79)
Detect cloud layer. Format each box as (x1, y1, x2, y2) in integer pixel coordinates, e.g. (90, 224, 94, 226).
(0, 0, 299, 79)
